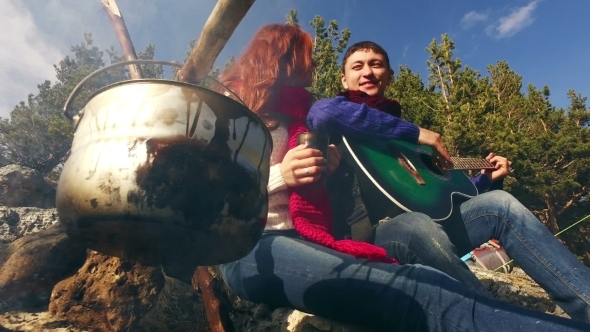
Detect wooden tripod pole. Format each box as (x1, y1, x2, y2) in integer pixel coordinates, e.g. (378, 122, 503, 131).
(177, 0, 255, 84)
(101, 0, 143, 79)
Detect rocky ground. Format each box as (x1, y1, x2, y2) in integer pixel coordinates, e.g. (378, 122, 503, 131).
(0, 311, 76, 332)
(0, 264, 570, 332)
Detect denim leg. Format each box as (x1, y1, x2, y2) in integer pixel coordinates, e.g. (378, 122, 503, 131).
(373, 212, 491, 297)
(219, 231, 590, 331)
(460, 190, 590, 323)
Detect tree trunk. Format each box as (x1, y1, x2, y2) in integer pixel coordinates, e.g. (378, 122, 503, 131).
(542, 199, 563, 240)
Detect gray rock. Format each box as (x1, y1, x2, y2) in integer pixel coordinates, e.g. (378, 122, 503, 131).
(0, 165, 56, 208)
(0, 207, 59, 244)
(0, 224, 86, 310)
(470, 265, 569, 318)
(238, 307, 372, 332)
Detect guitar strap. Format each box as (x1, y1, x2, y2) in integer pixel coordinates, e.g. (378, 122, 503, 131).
(347, 173, 374, 242)
(327, 136, 374, 243)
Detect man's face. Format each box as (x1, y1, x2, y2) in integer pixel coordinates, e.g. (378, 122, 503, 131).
(341, 49, 392, 97)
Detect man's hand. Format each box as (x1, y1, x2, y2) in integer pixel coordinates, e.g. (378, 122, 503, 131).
(418, 127, 453, 171)
(482, 153, 512, 182)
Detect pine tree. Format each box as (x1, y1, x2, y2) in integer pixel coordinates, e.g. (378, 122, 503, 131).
(309, 15, 350, 98)
(0, 34, 161, 174)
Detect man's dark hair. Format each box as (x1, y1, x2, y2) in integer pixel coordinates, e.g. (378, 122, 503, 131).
(341, 41, 392, 73)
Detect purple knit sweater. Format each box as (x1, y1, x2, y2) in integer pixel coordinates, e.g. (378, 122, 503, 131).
(307, 96, 491, 193)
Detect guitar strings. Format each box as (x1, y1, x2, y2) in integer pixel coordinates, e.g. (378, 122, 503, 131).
(395, 155, 495, 171)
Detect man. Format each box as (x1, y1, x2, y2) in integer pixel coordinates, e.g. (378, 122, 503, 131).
(307, 40, 590, 323)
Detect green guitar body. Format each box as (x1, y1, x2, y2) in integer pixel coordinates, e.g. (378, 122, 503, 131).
(342, 136, 478, 221)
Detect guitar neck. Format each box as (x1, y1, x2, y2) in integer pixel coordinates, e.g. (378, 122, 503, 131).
(449, 157, 495, 170)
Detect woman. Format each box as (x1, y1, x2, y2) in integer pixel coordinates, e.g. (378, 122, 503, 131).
(218, 23, 590, 331)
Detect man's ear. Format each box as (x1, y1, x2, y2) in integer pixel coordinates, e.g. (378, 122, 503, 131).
(341, 73, 348, 90)
(384, 68, 394, 85)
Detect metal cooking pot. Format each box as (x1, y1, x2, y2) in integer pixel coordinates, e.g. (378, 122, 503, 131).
(57, 60, 272, 275)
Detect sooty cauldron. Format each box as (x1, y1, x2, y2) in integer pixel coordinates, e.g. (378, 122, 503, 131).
(56, 61, 272, 276)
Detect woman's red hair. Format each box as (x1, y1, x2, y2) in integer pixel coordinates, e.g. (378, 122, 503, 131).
(219, 24, 314, 115)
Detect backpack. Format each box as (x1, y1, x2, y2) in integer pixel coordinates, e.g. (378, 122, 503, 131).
(470, 239, 514, 274)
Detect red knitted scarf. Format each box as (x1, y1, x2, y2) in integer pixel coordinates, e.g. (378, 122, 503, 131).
(276, 86, 398, 264)
(338, 90, 402, 118)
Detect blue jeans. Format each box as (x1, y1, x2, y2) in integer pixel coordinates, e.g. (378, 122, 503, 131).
(375, 190, 590, 323)
(219, 229, 590, 329)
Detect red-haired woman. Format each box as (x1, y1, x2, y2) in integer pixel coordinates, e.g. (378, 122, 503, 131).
(217, 23, 590, 331)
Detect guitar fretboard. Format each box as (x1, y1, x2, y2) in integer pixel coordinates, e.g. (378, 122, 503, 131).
(449, 157, 495, 170)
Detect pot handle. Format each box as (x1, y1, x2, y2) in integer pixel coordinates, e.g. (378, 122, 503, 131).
(62, 59, 244, 121)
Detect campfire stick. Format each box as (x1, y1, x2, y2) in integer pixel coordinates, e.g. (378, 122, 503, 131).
(101, 0, 143, 79)
(193, 267, 235, 332)
(177, 0, 256, 84)
(179, 2, 256, 331)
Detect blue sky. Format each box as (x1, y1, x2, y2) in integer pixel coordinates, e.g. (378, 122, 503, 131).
(1, 0, 589, 118)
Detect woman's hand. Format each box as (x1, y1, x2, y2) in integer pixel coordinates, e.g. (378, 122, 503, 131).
(280, 144, 327, 187)
(326, 144, 341, 175)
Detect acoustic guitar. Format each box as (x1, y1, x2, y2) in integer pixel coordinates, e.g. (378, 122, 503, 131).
(342, 136, 497, 221)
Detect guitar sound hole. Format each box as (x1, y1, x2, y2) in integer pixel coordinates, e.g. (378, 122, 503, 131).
(420, 153, 444, 176)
